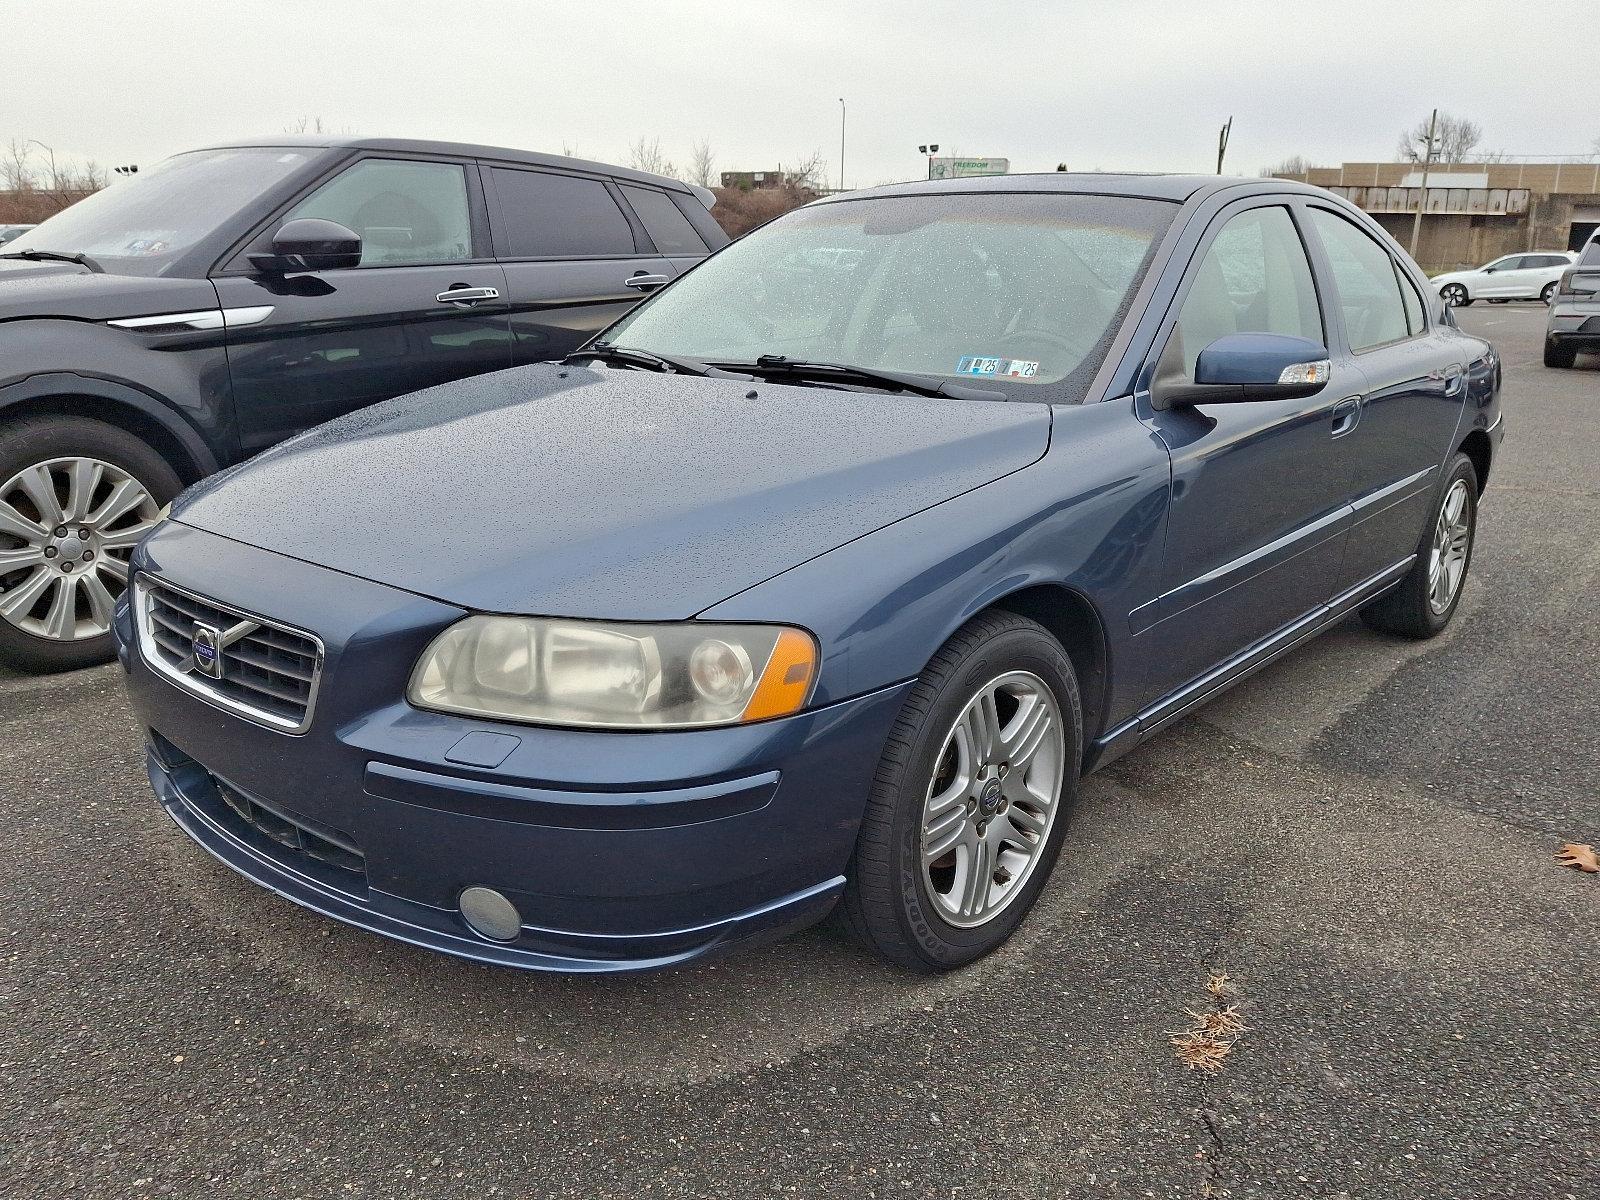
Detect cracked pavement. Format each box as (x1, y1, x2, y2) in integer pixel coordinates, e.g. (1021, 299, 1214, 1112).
(1, 305, 1597, 1198)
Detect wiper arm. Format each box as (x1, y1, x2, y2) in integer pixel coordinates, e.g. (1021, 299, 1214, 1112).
(565, 343, 753, 380)
(732, 355, 1006, 402)
(0, 248, 104, 273)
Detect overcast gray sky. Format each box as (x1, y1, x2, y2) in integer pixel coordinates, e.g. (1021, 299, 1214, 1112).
(7, 0, 1596, 185)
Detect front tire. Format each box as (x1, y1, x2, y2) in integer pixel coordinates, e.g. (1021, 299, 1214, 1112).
(838, 611, 1081, 972)
(1544, 338, 1576, 369)
(0, 415, 180, 673)
(1360, 453, 1478, 640)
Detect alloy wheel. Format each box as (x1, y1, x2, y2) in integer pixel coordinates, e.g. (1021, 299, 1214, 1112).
(1427, 479, 1471, 615)
(919, 670, 1065, 928)
(0, 457, 161, 642)
(1441, 284, 1467, 307)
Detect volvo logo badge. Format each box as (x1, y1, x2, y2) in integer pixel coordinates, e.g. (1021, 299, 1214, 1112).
(190, 623, 224, 680)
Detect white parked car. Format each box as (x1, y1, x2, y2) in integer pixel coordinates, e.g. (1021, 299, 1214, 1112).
(1431, 251, 1577, 307)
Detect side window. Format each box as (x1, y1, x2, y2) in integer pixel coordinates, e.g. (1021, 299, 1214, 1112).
(1307, 209, 1411, 351)
(1397, 265, 1427, 334)
(620, 185, 707, 256)
(490, 168, 635, 258)
(286, 159, 473, 266)
(1171, 206, 1323, 380)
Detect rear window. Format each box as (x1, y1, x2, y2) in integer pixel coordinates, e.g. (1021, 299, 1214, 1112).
(490, 168, 636, 258)
(1580, 239, 1600, 267)
(621, 185, 707, 256)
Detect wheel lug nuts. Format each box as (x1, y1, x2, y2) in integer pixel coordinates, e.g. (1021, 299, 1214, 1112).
(81, 551, 93, 562)
(44, 547, 57, 559)
(77, 529, 90, 540)
(62, 562, 75, 573)
(54, 526, 67, 538)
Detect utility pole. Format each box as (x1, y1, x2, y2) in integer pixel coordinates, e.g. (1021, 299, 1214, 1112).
(1215, 117, 1232, 174)
(838, 98, 846, 191)
(1409, 107, 1439, 259)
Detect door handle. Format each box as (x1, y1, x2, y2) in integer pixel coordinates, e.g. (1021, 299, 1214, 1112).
(436, 285, 500, 308)
(1330, 396, 1362, 438)
(624, 273, 670, 292)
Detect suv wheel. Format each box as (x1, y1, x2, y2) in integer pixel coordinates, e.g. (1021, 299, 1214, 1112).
(0, 415, 180, 672)
(837, 611, 1081, 972)
(1360, 453, 1478, 639)
(1540, 282, 1558, 304)
(1544, 338, 1577, 369)
(1440, 284, 1469, 307)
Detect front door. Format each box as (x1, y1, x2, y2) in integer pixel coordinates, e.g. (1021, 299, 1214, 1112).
(214, 156, 512, 456)
(1302, 206, 1468, 584)
(1136, 200, 1358, 706)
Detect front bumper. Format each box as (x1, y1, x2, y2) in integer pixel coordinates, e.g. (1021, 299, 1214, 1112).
(117, 522, 909, 973)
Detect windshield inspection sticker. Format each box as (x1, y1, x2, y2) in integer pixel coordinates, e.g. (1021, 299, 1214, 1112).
(957, 356, 1039, 378)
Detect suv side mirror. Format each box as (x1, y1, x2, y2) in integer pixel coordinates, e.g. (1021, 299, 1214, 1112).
(1153, 333, 1331, 409)
(249, 218, 362, 274)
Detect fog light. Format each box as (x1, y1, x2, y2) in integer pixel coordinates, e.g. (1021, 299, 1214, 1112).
(458, 886, 522, 942)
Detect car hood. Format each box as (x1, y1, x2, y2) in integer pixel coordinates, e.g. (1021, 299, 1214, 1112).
(172, 364, 1052, 619)
(0, 261, 221, 322)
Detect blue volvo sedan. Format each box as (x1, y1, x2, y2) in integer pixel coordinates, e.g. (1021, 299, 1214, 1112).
(114, 174, 1502, 973)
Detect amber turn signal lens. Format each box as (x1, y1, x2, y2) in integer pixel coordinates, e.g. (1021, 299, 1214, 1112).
(740, 628, 818, 722)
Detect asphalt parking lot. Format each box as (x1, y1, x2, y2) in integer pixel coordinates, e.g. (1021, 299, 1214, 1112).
(1, 303, 1596, 1199)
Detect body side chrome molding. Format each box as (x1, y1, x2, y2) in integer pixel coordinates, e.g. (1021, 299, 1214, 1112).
(109, 305, 274, 332)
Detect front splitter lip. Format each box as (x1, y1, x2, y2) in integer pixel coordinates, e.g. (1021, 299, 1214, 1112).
(151, 749, 844, 975)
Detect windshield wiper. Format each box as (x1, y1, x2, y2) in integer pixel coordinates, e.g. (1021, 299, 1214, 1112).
(565, 343, 753, 379)
(0, 248, 104, 273)
(727, 355, 1007, 402)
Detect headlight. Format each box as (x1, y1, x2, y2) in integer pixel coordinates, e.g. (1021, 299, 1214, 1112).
(408, 616, 818, 729)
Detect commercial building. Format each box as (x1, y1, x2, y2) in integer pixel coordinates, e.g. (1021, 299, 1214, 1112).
(1274, 161, 1600, 272)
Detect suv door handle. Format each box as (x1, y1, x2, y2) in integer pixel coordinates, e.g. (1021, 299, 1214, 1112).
(1330, 396, 1362, 438)
(625, 273, 670, 292)
(436, 285, 499, 308)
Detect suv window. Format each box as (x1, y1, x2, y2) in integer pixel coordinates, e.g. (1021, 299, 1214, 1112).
(621, 185, 706, 256)
(1535, 254, 1570, 269)
(490, 168, 635, 258)
(287, 159, 474, 267)
(1398, 265, 1427, 334)
(1171, 206, 1323, 379)
(1581, 239, 1600, 267)
(1307, 209, 1410, 351)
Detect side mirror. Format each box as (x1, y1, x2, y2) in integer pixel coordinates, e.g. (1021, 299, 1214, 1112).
(1153, 333, 1331, 409)
(249, 218, 362, 274)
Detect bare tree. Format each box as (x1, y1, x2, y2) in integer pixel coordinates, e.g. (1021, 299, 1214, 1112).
(561, 141, 581, 158)
(627, 136, 678, 180)
(0, 139, 107, 222)
(779, 150, 828, 191)
(1260, 154, 1317, 177)
(688, 139, 716, 188)
(1396, 113, 1482, 164)
(1, 139, 34, 194)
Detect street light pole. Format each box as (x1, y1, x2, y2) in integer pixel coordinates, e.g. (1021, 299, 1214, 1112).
(839, 98, 846, 191)
(1409, 107, 1439, 259)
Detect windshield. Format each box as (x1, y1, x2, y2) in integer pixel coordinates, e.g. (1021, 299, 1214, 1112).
(5, 147, 316, 276)
(603, 192, 1176, 402)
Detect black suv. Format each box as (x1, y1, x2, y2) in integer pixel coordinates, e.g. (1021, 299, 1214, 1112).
(0, 137, 726, 671)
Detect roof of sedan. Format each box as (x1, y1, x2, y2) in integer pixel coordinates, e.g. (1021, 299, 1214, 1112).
(821, 172, 1325, 204)
(193, 135, 714, 204)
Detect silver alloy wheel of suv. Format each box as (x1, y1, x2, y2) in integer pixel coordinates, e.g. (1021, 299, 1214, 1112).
(0, 456, 161, 642)
(1440, 283, 1468, 307)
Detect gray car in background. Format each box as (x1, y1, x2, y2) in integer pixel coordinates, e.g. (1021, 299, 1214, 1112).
(0, 224, 36, 246)
(1545, 233, 1600, 367)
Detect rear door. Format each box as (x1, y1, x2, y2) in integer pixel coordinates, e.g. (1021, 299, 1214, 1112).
(616, 183, 714, 279)
(214, 154, 512, 455)
(1302, 206, 1466, 586)
(483, 165, 675, 364)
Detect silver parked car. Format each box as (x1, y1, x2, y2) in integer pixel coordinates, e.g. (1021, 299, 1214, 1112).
(1544, 234, 1600, 368)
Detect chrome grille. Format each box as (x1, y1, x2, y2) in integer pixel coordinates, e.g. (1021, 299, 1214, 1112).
(135, 577, 323, 733)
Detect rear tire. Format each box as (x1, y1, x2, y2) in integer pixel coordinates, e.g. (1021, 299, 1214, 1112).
(0, 415, 181, 673)
(1544, 339, 1577, 369)
(838, 611, 1082, 972)
(1540, 282, 1558, 304)
(1360, 453, 1477, 640)
(1440, 284, 1470, 308)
